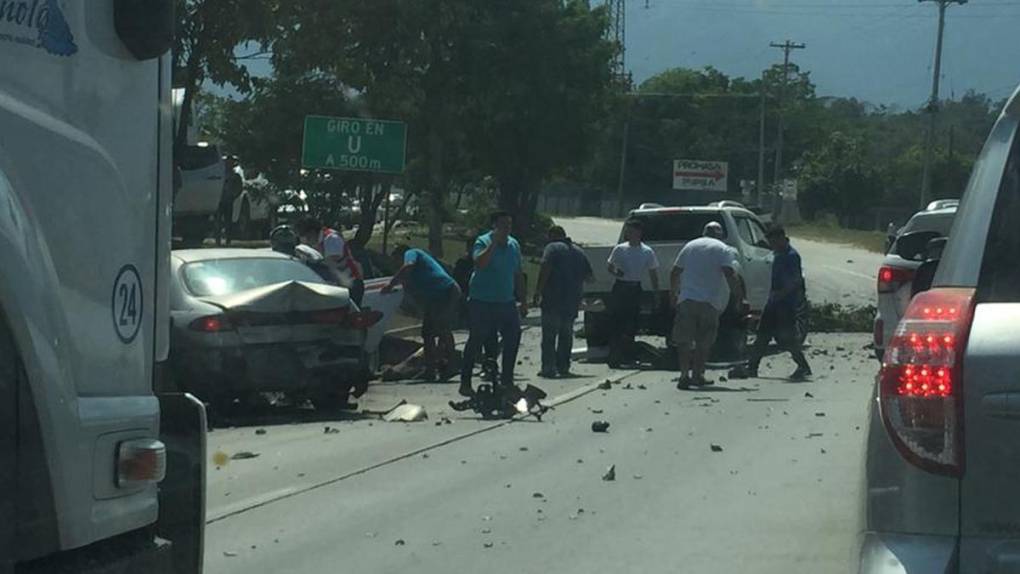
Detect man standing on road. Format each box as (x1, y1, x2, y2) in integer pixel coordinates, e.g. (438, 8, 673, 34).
(383, 246, 461, 381)
(460, 212, 527, 397)
(453, 235, 500, 379)
(606, 219, 662, 369)
(735, 225, 812, 381)
(670, 222, 744, 389)
(533, 225, 593, 378)
(215, 156, 242, 246)
(296, 217, 366, 306)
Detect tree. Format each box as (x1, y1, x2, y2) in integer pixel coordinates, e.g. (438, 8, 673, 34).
(173, 0, 276, 148)
(466, 0, 615, 236)
(797, 131, 883, 223)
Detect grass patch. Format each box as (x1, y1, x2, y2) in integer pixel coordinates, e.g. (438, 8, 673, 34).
(787, 223, 887, 254)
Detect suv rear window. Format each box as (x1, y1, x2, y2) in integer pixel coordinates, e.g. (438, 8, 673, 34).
(626, 211, 727, 242)
(979, 137, 1020, 302)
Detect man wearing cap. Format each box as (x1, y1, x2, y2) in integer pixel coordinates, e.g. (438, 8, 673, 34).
(670, 221, 744, 389)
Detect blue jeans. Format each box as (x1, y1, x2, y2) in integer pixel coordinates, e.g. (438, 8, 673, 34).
(541, 308, 576, 374)
(461, 300, 521, 387)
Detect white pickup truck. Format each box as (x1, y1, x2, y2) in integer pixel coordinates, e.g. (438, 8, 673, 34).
(582, 205, 774, 352)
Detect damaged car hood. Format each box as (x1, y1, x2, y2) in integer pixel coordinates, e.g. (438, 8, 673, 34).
(199, 280, 353, 313)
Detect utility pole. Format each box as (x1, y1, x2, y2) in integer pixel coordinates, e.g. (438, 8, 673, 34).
(616, 120, 630, 217)
(607, 0, 627, 84)
(919, 0, 966, 209)
(769, 40, 805, 185)
(757, 70, 767, 208)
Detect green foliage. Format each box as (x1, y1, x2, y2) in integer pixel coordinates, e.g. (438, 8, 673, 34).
(797, 131, 883, 223)
(810, 303, 877, 333)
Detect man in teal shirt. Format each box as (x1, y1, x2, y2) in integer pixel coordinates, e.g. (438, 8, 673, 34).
(383, 246, 461, 381)
(460, 211, 527, 396)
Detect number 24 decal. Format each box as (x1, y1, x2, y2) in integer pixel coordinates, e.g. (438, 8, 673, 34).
(112, 265, 143, 344)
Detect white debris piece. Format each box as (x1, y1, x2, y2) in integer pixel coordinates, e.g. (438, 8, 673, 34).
(383, 403, 428, 422)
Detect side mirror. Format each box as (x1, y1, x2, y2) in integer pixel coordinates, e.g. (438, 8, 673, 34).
(911, 259, 939, 296)
(893, 230, 941, 262)
(115, 0, 174, 60)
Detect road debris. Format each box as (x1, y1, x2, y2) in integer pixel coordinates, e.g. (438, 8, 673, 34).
(212, 451, 229, 467)
(804, 392, 814, 398)
(622, 383, 633, 390)
(483, 542, 494, 549)
(254, 428, 267, 435)
(633, 474, 643, 480)
(384, 403, 428, 422)
(637, 384, 647, 390)
(481, 528, 492, 534)
(394, 539, 406, 546)
(519, 446, 529, 452)
(590, 408, 604, 414)
(223, 551, 238, 557)
(324, 426, 340, 434)
(231, 451, 260, 460)
(815, 412, 826, 417)
(806, 432, 824, 438)
(602, 465, 616, 481)
(591, 420, 610, 433)
(747, 398, 788, 402)
(710, 444, 724, 453)
(598, 380, 612, 390)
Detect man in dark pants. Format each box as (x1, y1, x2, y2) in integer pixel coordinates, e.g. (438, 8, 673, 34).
(383, 245, 461, 381)
(736, 225, 812, 381)
(533, 225, 593, 378)
(459, 212, 527, 397)
(215, 156, 242, 246)
(605, 219, 662, 368)
(453, 235, 499, 379)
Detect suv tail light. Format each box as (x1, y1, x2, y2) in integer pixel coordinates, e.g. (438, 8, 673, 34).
(188, 314, 234, 332)
(879, 288, 975, 476)
(878, 265, 916, 294)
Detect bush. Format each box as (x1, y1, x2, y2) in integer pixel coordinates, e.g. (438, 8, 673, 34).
(810, 303, 875, 333)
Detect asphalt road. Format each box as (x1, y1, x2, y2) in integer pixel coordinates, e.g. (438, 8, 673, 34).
(554, 216, 884, 308)
(204, 333, 875, 574)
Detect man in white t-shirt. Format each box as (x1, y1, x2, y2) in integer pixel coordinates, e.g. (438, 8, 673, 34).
(670, 221, 744, 389)
(605, 219, 662, 368)
(296, 217, 365, 305)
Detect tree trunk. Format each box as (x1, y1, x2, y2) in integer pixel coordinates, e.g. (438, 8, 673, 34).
(426, 129, 446, 258)
(352, 179, 387, 248)
(383, 189, 418, 253)
(175, 50, 202, 149)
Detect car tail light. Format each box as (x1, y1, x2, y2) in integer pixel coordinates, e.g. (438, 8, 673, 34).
(117, 439, 166, 488)
(347, 310, 384, 329)
(309, 308, 349, 324)
(879, 288, 975, 476)
(877, 265, 915, 294)
(188, 315, 234, 332)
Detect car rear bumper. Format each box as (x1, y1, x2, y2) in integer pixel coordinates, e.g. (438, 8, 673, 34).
(173, 342, 366, 395)
(856, 532, 958, 574)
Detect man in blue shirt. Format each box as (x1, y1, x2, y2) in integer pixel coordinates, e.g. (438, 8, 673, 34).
(383, 246, 461, 381)
(737, 225, 812, 381)
(533, 225, 593, 378)
(459, 211, 527, 396)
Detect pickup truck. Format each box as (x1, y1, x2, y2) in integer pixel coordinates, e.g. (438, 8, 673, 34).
(582, 205, 774, 354)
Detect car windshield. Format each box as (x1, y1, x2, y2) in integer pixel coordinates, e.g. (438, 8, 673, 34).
(627, 212, 728, 242)
(181, 257, 324, 297)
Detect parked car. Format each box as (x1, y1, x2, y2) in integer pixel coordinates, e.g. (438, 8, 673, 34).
(857, 88, 1020, 573)
(173, 142, 224, 244)
(873, 204, 957, 360)
(167, 248, 387, 412)
(581, 205, 774, 358)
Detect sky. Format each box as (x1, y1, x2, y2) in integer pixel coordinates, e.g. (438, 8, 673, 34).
(622, 0, 1020, 108)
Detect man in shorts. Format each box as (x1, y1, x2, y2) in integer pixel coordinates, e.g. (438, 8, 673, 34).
(383, 245, 461, 381)
(670, 221, 744, 389)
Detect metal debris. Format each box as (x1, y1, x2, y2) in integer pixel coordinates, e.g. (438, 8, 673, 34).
(602, 465, 616, 481)
(710, 444, 724, 453)
(255, 428, 267, 435)
(394, 539, 406, 546)
(598, 380, 612, 390)
(532, 492, 544, 499)
(591, 420, 610, 433)
(804, 392, 814, 398)
(384, 403, 428, 422)
(231, 451, 260, 460)
(324, 426, 340, 434)
(815, 412, 826, 417)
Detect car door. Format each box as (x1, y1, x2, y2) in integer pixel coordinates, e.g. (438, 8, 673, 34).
(730, 214, 772, 311)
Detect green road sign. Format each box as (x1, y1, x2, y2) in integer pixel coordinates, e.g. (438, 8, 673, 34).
(301, 115, 407, 173)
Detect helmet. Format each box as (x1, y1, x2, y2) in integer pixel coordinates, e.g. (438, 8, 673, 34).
(269, 224, 299, 255)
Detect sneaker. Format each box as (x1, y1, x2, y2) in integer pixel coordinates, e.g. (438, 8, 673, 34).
(789, 367, 813, 382)
(458, 380, 475, 397)
(675, 376, 691, 390)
